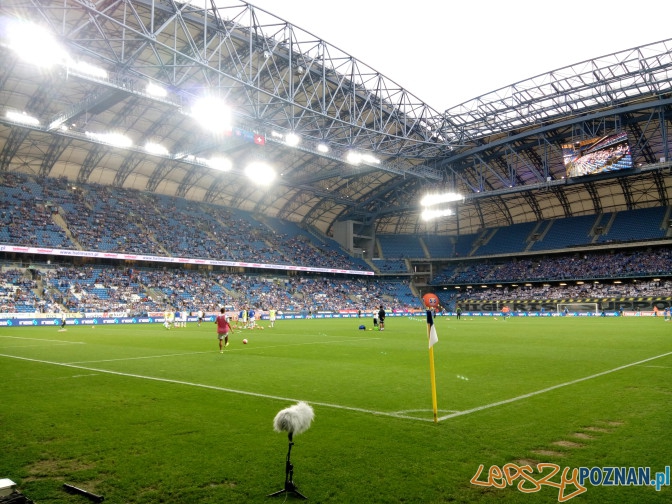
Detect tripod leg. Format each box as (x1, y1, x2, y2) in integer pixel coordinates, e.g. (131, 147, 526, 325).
(268, 439, 307, 499)
(267, 488, 288, 497)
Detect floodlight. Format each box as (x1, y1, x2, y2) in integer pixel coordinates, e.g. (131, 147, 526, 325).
(6, 111, 40, 127)
(346, 151, 362, 165)
(102, 133, 132, 148)
(360, 153, 380, 164)
(317, 143, 329, 153)
(144, 142, 169, 156)
(207, 157, 232, 172)
(285, 133, 300, 146)
(146, 82, 168, 98)
(420, 192, 464, 206)
(421, 208, 453, 221)
(346, 151, 380, 165)
(86, 131, 132, 148)
(7, 20, 68, 68)
(191, 96, 231, 134)
(69, 60, 108, 79)
(245, 161, 276, 184)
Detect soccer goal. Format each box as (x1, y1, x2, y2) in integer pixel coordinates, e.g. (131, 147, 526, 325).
(556, 302, 599, 315)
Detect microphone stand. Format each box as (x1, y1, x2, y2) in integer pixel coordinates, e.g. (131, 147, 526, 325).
(267, 432, 307, 499)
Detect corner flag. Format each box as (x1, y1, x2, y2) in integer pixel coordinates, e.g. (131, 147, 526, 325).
(427, 309, 439, 348)
(426, 309, 439, 423)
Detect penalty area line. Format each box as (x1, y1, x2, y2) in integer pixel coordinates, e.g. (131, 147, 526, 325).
(439, 350, 672, 422)
(0, 353, 433, 422)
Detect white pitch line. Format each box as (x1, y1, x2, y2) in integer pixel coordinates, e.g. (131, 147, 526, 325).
(4, 349, 669, 424)
(0, 343, 86, 350)
(67, 351, 212, 364)
(396, 408, 461, 415)
(0, 353, 431, 422)
(0, 335, 85, 344)
(438, 350, 672, 421)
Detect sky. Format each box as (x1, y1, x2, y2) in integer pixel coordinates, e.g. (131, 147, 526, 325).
(247, 0, 671, 112)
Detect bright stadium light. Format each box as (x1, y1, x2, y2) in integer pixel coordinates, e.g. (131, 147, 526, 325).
(346, 150, 379, 165)
(191, 96, 231, 134)
(146, 82, 168, 98)
(285, 133, 301, 146)
(317, 143, 329, 153)
(360, 153, 380, 164)
(6, 111, 40, 127)
(346, 151, 362, 165)
(245, 161, 276, 185)
(421, 208, 453, 221)
(7, 20, 68, 68)
(144, 142, 169, 156)
(86, 131, 133, 148)
(420, 192, 464, 206)
(207, 157, 232, 172)
(68, 60, 108, 79)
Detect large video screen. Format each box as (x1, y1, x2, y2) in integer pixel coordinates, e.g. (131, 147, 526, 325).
(562, 132, 632, 178)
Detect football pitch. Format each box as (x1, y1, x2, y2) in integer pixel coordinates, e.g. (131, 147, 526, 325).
(1, 316, 670, 503)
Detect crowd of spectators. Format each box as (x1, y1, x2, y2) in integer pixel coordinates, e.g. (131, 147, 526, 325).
(567, 143, 630, 177)
(451, 278, 672, 304)
(1, 262, 415, 315)
(0, 172, 366, 271)
(3, 252, 668, 315)
(0, 267, 56, 313)
(1, 172, 669, 316)
(0, 174, 73, 248)
(431, 248, 672, 285)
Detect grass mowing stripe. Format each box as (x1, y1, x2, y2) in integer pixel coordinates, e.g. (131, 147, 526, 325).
(439, 350, 672, 421)
(0, 352, 435, 422)
(65, 337, 382, 364)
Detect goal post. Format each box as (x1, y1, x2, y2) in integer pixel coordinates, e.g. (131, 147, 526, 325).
(557, 302, 599, 315)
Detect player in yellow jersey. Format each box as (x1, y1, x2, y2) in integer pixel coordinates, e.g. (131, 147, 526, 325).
(269, 307, 276, 328)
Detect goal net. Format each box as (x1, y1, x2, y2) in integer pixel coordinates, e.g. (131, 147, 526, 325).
(556, 302, 599, 315)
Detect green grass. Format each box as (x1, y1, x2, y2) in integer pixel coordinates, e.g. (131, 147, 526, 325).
(1, 316, 670, 503)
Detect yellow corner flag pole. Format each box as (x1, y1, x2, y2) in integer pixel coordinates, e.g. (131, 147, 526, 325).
(427, 309, 439, 423)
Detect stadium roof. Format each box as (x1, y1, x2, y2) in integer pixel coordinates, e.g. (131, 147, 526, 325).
(1, 0, 671, 236)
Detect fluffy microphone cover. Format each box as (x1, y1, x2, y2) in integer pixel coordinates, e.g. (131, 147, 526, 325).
(273, 401, 315, 436)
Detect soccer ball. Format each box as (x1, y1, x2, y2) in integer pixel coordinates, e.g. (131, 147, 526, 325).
(242, 338, 248, 344)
